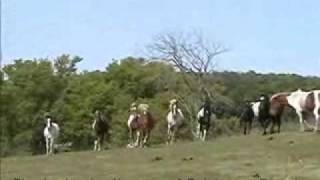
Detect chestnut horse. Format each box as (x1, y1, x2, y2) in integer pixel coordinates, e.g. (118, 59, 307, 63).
(127, 104, 155, 148)
(270, 89, 320, 132)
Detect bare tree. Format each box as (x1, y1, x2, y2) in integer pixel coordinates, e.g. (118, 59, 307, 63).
(147, 31, 228, 96)
(147, 31, 228, 138)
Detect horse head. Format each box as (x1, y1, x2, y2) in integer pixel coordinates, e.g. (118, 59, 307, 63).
(94, 110, 101, 118)
(46, 117, 52, 129)
(172, 103, 178, 116)
(259, 94, 269, 101)
(169, 99, 178, 117)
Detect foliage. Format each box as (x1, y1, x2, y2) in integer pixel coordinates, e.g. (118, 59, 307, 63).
(1, 55, 320, 156)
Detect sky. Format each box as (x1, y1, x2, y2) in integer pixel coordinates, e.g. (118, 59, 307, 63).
(2, 0, 320, 76)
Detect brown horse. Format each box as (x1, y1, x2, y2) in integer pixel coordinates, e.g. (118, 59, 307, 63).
(270, 89, 320, 132)
(127, 104, 155, 148)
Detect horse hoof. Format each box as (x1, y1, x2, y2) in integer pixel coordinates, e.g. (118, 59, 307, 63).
(126, 144, 134, 148)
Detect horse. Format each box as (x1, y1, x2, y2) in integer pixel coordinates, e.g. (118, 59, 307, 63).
(127, 103, 155, 148)
(270, 89, 320, 132)
(92, 110, 110, 151)
(166, 99, 184, 144)
(196, 99, 215, 141)
(240, 101, 255, 135)
(43, 116, 60, 155)
(255, 94, 273, 134)
(240, 94, 272, 135)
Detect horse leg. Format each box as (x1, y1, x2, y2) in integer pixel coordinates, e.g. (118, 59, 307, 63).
(143, 130, 150, 147)
(296, 111, 305, 132)
(269, 118, 276, 134)
(248, 119, 252, 135)
(243, 120, 248, 135)
(46, 138, 50, 155)
(202, 128, 207, 141)
(129, 128, 134, 146)
(260, 118, 267, 135)
(172, 127, 177, 144)
(98, 134, 104, 151)
(198, 124, 202, 140)
(49, 138, 54, 154)
(196, 122, 201, 139)
(200, 124, 205, 141)
(96, 136, 101, 151)
(314, 112, 319, 132)
(134, 131, 140, 147)
(276, 116, 281, 133)
(167, 125, 171, 145)
(140, 131, 146, 148)
(94, 139, 98, 151)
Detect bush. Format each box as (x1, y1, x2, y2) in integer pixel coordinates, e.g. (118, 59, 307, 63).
(212, 117, 241, 137)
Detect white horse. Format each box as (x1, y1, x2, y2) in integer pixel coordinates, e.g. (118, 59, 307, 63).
(166, 99, 184, 144)
(43, 117, 60, 155)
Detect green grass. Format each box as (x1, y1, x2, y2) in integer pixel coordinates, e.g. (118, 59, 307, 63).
(2, 132, 320, 180)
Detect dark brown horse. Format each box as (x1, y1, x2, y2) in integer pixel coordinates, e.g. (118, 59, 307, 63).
(127, 104, 155, 148)
(92, 110, 110, 151)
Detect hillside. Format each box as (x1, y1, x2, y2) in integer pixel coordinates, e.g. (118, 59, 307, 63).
(2, 132, 320, 180)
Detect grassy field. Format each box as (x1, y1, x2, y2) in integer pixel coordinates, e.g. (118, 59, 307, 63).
(2, 132, 320, 180)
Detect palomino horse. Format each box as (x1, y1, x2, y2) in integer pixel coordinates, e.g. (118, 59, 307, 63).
(92, 110, 109, 151)
(166, 99, 184, 144)
(270, 89, 320, 132)
(196, 99, 215, 141)
(43, 115, 60, 155)
(127, 103, 155, 148)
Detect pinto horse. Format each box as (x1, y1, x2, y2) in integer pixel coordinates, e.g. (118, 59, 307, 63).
(92, 110, 110, 151)
(127, 104, 155, 148)
(166, 99, 184, 144)
(270, 89, 320, 132)
(240, 94, 272, 135)
(43, 116, 60, 155)
(196, 99, 215, 141)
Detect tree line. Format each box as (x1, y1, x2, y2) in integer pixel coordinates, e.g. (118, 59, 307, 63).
(1, 55, 320, 156)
